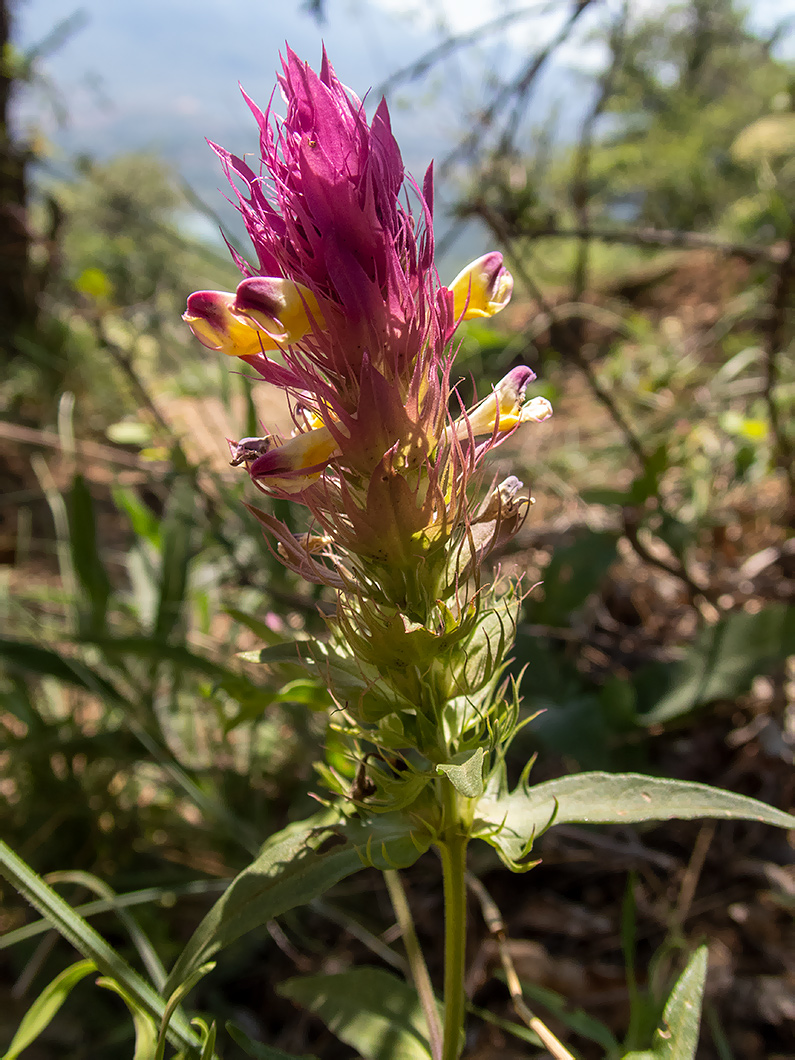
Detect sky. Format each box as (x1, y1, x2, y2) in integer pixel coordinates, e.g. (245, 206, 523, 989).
(11, 0, 795, 263)
(12, 0, 602, 263)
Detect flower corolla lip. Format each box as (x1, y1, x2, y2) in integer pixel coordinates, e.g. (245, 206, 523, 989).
(183, 290, 267, 357)
(453, 365, 551, 439)
(449, 252, 514, 321)
(234, 276, 323, 345)
(249, 424, 340, 493)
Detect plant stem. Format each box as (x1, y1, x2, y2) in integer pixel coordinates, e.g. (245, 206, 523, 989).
(384, 869, 443, 1060)
(439, 780, 468, 1060)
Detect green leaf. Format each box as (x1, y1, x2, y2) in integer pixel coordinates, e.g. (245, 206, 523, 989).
(156, 963, 216, 1060)
(225, 608, 286, 646)
(623, 947, 707, 1059)
(580, 487, 632, 506)
(517, 980, 620, 1053)
(0, 879, 227, 950)
(1, 959, 97, 1060)
(96, 977, 159, 1060)
(466, 1004, 543, 1048)
(226, 1022, 319, 1059)
(164, 811, 428, 998)
(154, 477, 195, 642)
(279, 967, 432, 1060)
(529, 531, 619, 627)
(0, 637, 128, 707)
(191, 1018, 218, 1060)
(639, 605, 795, 725)
(474, 771, 795, 865)
(113, 486, 162, 547)
(237, 643, 306, 665)
(44, 868, 167, 991)
(0, 841, 205, 1056)
(81, 635, 274, 712)
(437, 748, 485, 799)
(69, 474, 112, 635)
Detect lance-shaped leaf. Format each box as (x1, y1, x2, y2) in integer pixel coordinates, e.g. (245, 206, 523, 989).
(0, 842, 204, 1056)
(226, 1021, 319, 1059)
(2, 960, 97, 1060)
(473, 771, 795, 865)
(623, 946, 707, 1059)
(96, 977, 159, 1060)
(279, 967, 433, 1060)
(164, 811, 430, 997)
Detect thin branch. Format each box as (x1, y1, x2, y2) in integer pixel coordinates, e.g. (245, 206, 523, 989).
(761, 212, 795, 513)
(476, 200, 650, 468)
(570, 2, 628, 320)
(672, 821, 715, 930)
(376, 2, 557, 95)
(455, 209, 789, 264)
(0, 418, 166, 472)
(621, 507, 714, 604)
(466, 873, 576, 1060)
(384, 869, 443, 1060)
(476, 202, 719, 603)
(440, 0, 597, 176)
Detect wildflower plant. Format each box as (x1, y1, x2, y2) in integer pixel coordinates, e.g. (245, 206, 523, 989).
(174, 49, 795, 1059)
(2, 47, 794, 1060)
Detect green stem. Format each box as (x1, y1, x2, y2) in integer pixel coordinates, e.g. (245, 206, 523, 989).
(384, 869, 443, 1060)
(439, 780, 468, 1060)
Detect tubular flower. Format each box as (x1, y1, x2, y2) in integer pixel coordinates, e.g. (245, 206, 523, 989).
(452, 367, 553, 440)
(183, 291, 268, 357)
(249, 425, 340, 494)
(234, 277, 323, 346)
(449, 253, 514, 321)
(183, 48, 552, 594)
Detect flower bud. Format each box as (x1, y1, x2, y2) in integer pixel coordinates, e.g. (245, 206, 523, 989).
(449, 252, 514, 321)
(183, 290, 266, 357)
(234, 276, 323, 346)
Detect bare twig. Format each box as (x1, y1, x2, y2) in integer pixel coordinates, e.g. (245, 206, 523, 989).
(376, 1, 557, 95)
(384, 869, 444, 1060)
(478, 200, 650, 468)
(477, 202, 720, 603)
(456, 207, 789, 265)
(467, 873, 576, 1060)
(440, 0, 597, 176)
(570, 3, 628, 324)
(761, 215, 795, 513)
(0, 418, 167, 472)
(672, 821, 715, 929)
(621, 507, 714, 604)
(312, 897, 407, 972)
(88, 320, 173, 436)
(266, 919, 313, 972)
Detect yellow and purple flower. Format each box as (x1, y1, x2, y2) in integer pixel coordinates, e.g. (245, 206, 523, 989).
(183, 48, 550, 586)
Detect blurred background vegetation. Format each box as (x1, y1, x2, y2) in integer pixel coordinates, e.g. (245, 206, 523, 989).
(1, 0, 794, 1057)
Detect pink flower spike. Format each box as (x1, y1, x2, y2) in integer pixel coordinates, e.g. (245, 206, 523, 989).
(449, 253, 514, 322)
(183, 290, 267, 357)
